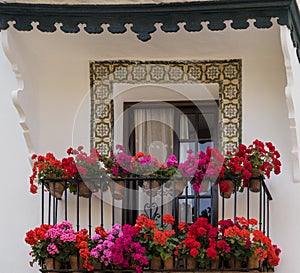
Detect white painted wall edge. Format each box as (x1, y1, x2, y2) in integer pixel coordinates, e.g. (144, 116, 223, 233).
(1, 30, 34, 161)
(280, 25, 300, 182)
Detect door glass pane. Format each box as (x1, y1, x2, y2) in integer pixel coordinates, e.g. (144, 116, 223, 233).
(134, 108, 174, 163)
(179, 142, 196, 162)
(198, 141, 214, 152)
(198, 114, 211, 138)
(178, 199, 193, 224)
(180, 114, 197, 139)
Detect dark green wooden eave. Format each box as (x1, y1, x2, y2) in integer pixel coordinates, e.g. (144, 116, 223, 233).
(0, 0, 300, 61)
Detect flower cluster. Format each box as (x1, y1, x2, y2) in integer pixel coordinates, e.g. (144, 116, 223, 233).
(29, 152, 74, 194)
(103, 146, 176, 178)
(251, 230, 281, 270)
(130, 152, 161, 176)
(66, 146, 108, 193)
(89, 224, 148, 273)
(26, 216, 281, 271)
(101, 145, 132, 178)
(66, 146, 102, 178)
(77, 226, 107, 271)
(219, 217, 281, 270)
(29, 140, 281, 196)
(218, 152, 252, 192)
(102, 145, 181, 180)
(134, 214, 179, 261)
(178, 147, 224, 192)
(175, 217, 219, 268)
(218, 139, 282, 193)
(25, 221, 78, 266)
(241, 140, 281, 178)
(29, 146, 108, 195)
(219, 217, 253, 262)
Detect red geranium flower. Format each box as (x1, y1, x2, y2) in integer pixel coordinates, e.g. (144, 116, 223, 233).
(163, 214, 175, 226)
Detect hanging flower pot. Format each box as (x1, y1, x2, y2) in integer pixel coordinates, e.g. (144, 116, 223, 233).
(77, 180, 92, 198)
(249, 168, 263, 192)
(219, 180, 234, 199)
(143, 180, 161, 196)
(170, 179, 187, 196)
(108, 179, 125, 200)
(44, 258, 61, 270)
(47, 180, 66, 199)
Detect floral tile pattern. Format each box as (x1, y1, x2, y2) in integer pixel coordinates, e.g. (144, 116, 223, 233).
(90, 60, 242, 156)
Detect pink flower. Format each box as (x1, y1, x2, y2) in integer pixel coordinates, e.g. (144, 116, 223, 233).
(47, 243, 59, 255)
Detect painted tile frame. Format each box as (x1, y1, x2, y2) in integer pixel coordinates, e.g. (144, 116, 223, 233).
(90, 60, 242, 156)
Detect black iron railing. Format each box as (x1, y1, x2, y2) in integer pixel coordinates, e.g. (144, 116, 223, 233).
(40, 175, 273, 272)
(41, 177, 219, 230)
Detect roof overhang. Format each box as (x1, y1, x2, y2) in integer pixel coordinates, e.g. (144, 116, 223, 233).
(0, 0, 300, 60)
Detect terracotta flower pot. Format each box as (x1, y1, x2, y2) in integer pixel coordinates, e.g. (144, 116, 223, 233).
(206, 255, 220, 269)
(220, 180, 234, 199)
(143, 180, 161, 196)
(184, 257, 197, 269)
(249, 168, 263, 192)
(227, 257, 243, 269)
(171, 179, 187, 196)
(47, 180, 66, 199)
(44, 258, 61, 270)
(151, 256, 162, 269)
(69, 255, 84, 273)
(248, 256, 260, 269)
(109, 180, 125, 200)
(163, 256, 178, 269)
(78, 180, 92, 198)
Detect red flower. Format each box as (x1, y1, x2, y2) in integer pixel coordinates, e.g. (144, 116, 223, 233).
(190, 248, 199, 258)
(25, 224, 53, 246)
(184, 238, 201, 249)
(153, 230, 167, 245)
(217, 240, 230, 253)
(206, 247, 218, 259)
(219, 180, 230, 193)
(178, 222, 188, 232)
(163, 214, 175, 226)
(165, 230, 175, 238)
(197, 227, 207, 236)
(95, 226, 108, 238)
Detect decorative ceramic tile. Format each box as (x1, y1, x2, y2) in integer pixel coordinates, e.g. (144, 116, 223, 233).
(90, 60, 242, 155)
(150, 65, 165, 81)
(224, 84, 238, 100)
(205, 65, 220, 81)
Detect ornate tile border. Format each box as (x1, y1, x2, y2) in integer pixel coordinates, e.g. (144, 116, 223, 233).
(90, 60, 242, 156)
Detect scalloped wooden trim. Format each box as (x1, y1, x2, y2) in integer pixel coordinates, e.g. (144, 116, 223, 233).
(0, 0, 299, 61)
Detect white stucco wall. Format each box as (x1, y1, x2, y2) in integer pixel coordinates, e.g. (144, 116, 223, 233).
(1, 21, 300, 272)
(0, 32, 40, 273)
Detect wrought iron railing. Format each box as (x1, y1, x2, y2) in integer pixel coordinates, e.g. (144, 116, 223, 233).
(40, 175, 273, 272)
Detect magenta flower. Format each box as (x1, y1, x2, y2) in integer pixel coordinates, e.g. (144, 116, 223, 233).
(166, 154, 178, 167)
